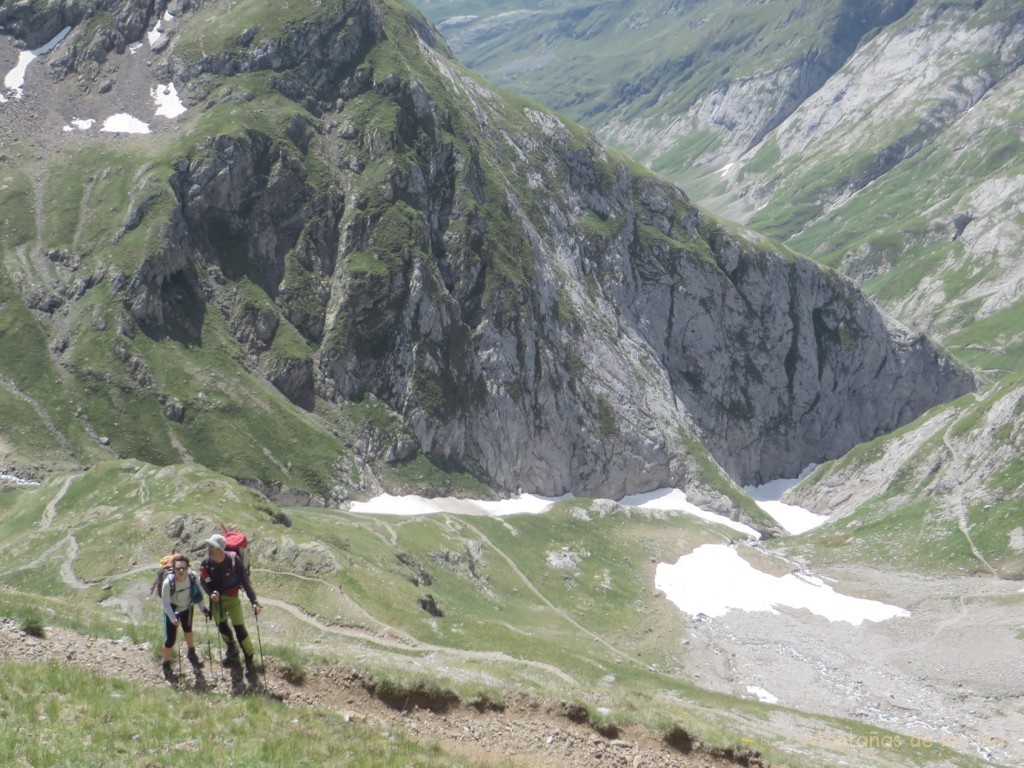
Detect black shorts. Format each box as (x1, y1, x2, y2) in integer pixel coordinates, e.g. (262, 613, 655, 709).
(163, 607, 194, 648)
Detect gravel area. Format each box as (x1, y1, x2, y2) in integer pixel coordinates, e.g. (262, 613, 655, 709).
(673, 561, 1024, 766)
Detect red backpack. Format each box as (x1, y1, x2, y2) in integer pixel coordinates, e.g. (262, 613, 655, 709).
(221, 523, 250, 577)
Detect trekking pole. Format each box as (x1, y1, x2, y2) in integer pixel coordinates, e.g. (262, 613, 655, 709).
(213, 605, 224, 682)
(254, 605, 265, 677)
(205, 605, 213, 672)
(176, 636, 182, 679)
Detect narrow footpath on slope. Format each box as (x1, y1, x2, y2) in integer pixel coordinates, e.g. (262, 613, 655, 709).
(0, 616, 760, 768)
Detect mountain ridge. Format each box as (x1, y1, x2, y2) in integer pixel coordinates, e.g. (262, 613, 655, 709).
(417, 0, 1024, 371)
(0, 0, 973, 507)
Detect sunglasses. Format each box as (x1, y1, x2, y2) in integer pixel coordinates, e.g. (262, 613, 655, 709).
(173, 566, 187, 571)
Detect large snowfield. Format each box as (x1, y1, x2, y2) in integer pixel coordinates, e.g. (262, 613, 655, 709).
(347, 469, 907, 629)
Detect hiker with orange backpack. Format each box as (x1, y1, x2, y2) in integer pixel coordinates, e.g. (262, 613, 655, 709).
(200, 533, 261, 677)
(160, 554, 206, 680)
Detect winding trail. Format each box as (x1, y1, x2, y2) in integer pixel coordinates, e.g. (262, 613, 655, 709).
(259, 597, 580, 686)
(0, 616, 738, 768)
(0, 373, 75, 455)
(59, 535, 89, 590)
(252, 567, 392, 632)
(2, 537, 69, 577)
(941, 407, 998, 577)
(41, 474, 77, 530)
(336, 510, 400, 547)
(455, 516, 634, 663)
(954, 492, 997, 576)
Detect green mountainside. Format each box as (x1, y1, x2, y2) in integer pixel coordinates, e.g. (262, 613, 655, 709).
(781, 373, 1024, 579)
(416, 0, 1024, 372)
(0, 0, 971, 508)
(0, 462, 1004, 767)
(1, 2, 1021, 765)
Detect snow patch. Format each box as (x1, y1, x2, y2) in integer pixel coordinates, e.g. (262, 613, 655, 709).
(347, 492, 570, 517)
(754, 500, 826, 535)
(2, 25, 71, 99)
(473, 493, 572, 516)
(33, 26, 72, 56)
(347, 486, 760, 537)
(655, 543, 909, 626)
(101, 113, 151, 134)
(62, 118, 95, 132)
(746, 685, 779, 704)
(152, 82, 186, 118)
(717, 162, 735, 177)
(619, 488, 761, 539)
(129, 42, 143, 55)
(148, 22, 164, 47)
(348, 494, 440, 516)
(745, 466, 828, 535)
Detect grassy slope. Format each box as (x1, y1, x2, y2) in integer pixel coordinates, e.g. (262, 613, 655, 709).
(0, 662, 482, 768)
(1, 16, 436, 495)
(776, 376, 1024, 578)
(0, 463, 997, 768)
(746, 1, 1024, 370)
(415, 1, 871, 184)
(0, 83, 352, 491)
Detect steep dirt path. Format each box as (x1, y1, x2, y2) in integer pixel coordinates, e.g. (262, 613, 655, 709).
(59, 534, 89, 590)
(0, 616, 753, 768)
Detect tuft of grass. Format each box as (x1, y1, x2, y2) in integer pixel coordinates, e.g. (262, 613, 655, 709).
(365, 673, 462, 714)
(266, 643, 308, 685)
(20, 613, 47, 639)
(560, 698, 620, 738)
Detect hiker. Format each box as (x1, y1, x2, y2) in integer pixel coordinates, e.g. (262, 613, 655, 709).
(200, 533, 261, 676)
(161, 554, 206, 679)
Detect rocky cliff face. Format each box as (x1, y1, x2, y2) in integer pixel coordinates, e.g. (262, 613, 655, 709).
(420, 0, 1024, 371)
(0, 0, 975, 501)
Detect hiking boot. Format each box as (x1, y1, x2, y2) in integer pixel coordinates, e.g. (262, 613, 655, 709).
(244, 654, 256, 679)
(222, 643, 239, 666)
(186, 647, 203, 668)
(161, 660, 175, 681)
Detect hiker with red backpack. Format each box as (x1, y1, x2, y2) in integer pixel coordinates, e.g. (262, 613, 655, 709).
(159, 554, 206, 680)
(200, 532, 261, 677)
